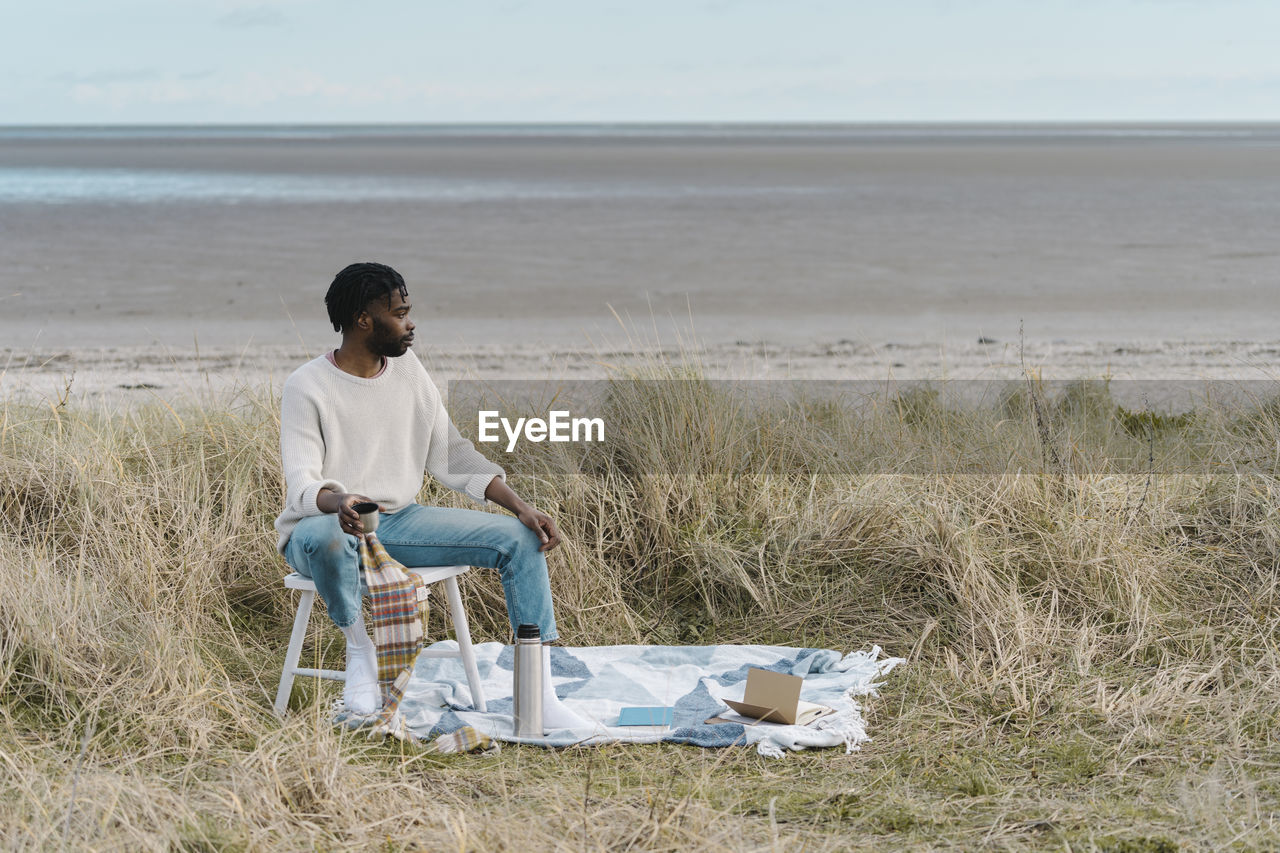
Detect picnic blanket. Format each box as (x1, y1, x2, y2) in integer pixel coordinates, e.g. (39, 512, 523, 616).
(337, 641, 903, 757)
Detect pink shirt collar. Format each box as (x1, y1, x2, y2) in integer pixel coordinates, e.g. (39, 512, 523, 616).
(326, 349, 387, 378)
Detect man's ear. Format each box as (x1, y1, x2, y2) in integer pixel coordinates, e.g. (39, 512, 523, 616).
(355, 310, 371, 331)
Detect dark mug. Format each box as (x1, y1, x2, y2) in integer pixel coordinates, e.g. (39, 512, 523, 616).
(351, 501, 379, 534)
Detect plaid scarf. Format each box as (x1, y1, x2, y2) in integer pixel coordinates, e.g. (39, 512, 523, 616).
(358, 532, 429, 726)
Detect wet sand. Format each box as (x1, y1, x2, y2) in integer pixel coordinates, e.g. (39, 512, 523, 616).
(3, 126, 1279, 353)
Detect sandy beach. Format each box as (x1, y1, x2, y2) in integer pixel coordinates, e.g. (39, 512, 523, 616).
(3, 125, 1280, 362)
(6, 336, 1280, 410)
(4, 125, 1280, 404)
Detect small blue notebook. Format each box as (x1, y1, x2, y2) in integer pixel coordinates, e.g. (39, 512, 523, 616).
(616, 706, 675, 727)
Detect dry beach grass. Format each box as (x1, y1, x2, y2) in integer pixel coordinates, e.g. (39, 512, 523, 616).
(3, 354, 1280, 851)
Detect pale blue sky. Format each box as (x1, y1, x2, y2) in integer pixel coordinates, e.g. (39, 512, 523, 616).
(5, 0, 1278, 123)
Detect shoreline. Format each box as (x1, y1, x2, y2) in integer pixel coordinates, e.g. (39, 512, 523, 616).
(5, 336, 1280, 408)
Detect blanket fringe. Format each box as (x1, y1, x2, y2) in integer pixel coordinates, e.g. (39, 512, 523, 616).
(424, 726, 501, 755)
(332, 700, 498, 755)
(756, 741, 786, 758)
(822, 692, 872, 754)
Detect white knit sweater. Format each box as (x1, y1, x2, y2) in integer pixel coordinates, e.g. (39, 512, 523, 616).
(273, 352, 505, 553)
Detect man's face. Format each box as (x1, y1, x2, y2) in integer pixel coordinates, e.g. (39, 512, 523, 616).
(363, 288, 415, 358)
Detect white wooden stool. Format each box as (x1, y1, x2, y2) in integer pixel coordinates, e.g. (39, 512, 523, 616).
(274, 564, 488, 716)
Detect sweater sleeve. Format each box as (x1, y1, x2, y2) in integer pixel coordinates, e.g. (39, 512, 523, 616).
(423, 376, 505, 504)
(280, 376, 348, 516)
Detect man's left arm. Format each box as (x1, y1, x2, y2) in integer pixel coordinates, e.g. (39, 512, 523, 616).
(484, 475, 563, 553)
(417, 366, 562, 552)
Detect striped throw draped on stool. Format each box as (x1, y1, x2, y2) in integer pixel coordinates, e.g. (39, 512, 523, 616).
(358, 532, 429, 725)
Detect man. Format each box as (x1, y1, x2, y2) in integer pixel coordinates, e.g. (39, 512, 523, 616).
(274, 261, 588, 730)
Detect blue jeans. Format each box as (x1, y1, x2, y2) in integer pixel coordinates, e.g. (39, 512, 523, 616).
(284, 504, 559, 642)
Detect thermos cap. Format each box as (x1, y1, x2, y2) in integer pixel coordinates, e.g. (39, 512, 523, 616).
(516, 624, 541, 640)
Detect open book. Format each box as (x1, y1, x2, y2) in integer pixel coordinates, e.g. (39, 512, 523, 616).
(703, 667, 836, 726)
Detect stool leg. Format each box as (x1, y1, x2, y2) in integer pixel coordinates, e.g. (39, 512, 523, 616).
(444, 574, 487, 712)
(275, 588, 315, 716)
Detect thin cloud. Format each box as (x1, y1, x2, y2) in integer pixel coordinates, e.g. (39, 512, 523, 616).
(50, 68, 159, 85)
(217, 5, 289, 28)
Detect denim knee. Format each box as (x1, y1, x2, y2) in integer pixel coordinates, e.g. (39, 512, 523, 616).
(286, 516, 361, 628)
(502, 525, 548, 574)
(301, 528, 356, 565)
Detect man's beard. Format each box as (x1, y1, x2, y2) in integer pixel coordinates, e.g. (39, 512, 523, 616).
(369, 316, 412, 358)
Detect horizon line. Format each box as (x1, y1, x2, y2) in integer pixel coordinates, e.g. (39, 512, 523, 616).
(4, 119, 1280, 129)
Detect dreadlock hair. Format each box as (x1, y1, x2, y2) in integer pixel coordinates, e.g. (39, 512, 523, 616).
(324, 262, 409, 333)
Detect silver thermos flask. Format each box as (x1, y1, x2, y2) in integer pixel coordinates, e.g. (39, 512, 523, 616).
(513, 623, 543, 737)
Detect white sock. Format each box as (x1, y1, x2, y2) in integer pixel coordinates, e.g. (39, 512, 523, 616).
(340, 614, 381, 716)
(541, 644, 591, 732)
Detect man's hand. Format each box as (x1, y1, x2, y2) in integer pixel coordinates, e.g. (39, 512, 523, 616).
(516, 505, 562, 553)
(485, 475, 563, 553)
(316, 489, 383, 537)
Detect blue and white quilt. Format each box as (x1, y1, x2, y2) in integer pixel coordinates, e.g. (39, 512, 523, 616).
(340, 641, 904, 757)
